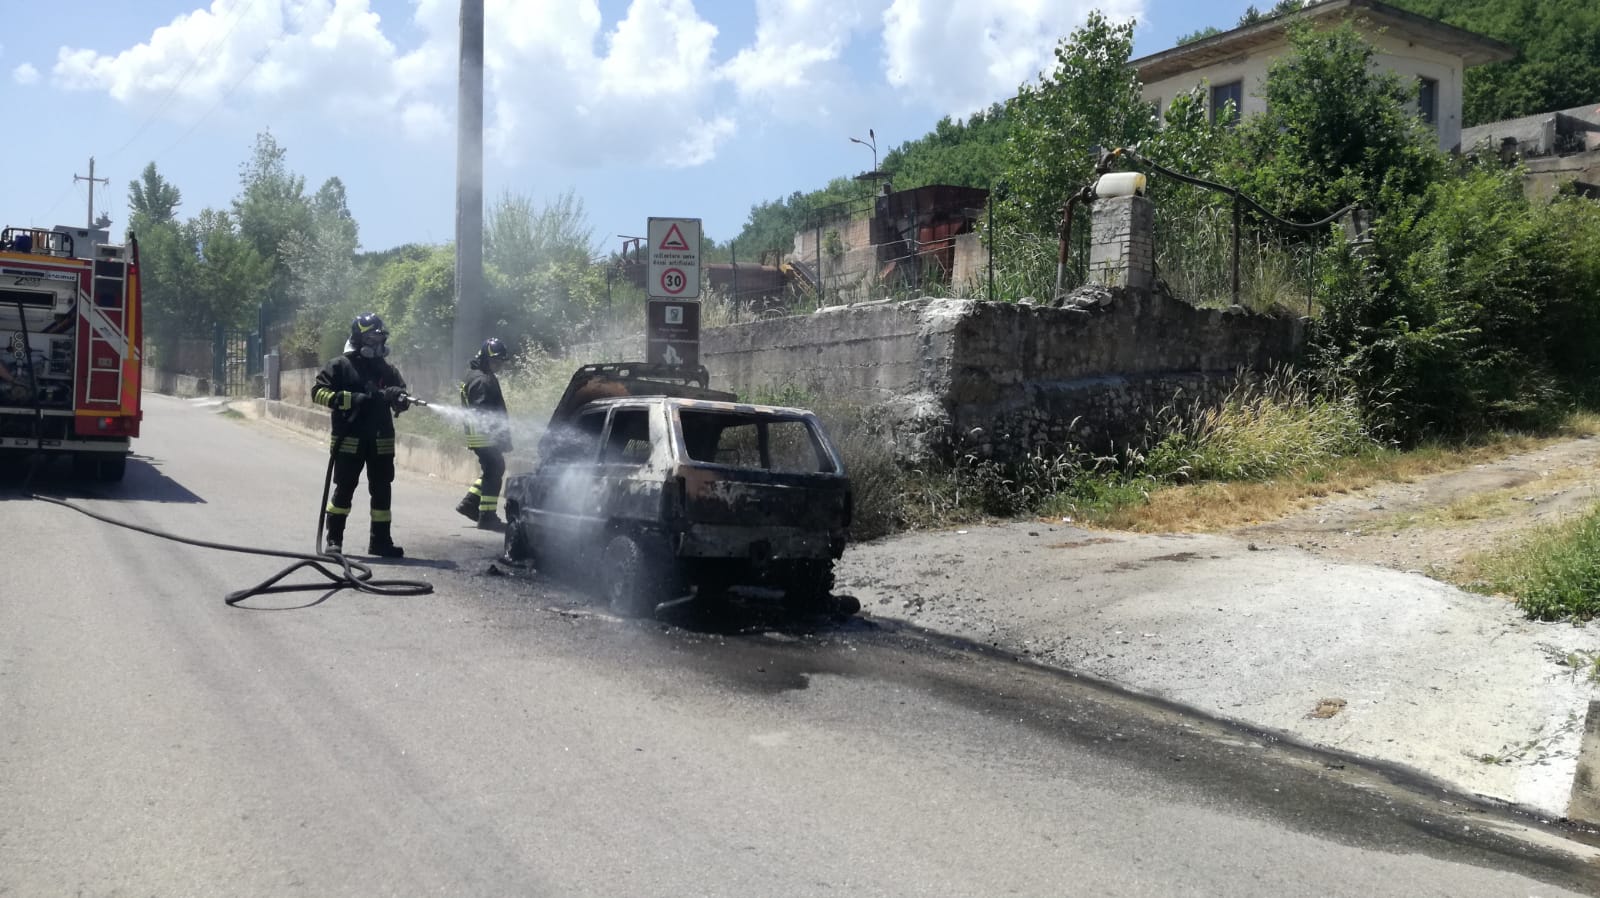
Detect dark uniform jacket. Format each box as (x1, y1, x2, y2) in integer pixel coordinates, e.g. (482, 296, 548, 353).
(460, 360, 511, 451)
(312, 352, 407, 447)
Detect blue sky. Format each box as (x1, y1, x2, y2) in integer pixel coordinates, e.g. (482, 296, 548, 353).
(1, 0, 1260, 254)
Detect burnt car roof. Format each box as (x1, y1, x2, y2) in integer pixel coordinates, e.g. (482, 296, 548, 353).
(580, 396, 818, 418)
(547, 361, 736, 429)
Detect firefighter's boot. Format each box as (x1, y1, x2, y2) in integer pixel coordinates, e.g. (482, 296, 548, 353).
(476, 510, 504, 532)
(323, 513, 347, 555)
(455, 494, 479, 522)
(368, 520, 405, 558)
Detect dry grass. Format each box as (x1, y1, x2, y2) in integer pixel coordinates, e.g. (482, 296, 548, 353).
(1089, 415, 1600, 532)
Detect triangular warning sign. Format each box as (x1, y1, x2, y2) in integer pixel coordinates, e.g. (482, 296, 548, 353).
(659, 223, 691, 251)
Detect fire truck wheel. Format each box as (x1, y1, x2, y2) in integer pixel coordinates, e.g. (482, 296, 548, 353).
(96, 454, 127, 482)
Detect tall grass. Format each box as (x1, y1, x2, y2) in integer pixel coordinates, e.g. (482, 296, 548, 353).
(1154, 202, 1320, 315)
(1136, 368, 1380, 482)
(1466, 504, 1600, 621)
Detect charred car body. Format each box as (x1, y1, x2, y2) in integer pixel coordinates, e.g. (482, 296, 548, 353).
(502, 363, 854, 617)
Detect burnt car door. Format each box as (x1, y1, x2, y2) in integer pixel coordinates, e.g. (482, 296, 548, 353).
(526, 407, 606, 559)
(595, 404, 666, 533)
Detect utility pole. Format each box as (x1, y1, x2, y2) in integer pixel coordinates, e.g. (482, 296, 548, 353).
(74, 157, 109, 229)
(452, 0, 486, 378)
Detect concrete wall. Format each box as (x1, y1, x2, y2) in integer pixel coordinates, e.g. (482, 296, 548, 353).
(558, 294, 1303, 460)
(1142, 29, 1466, 151)
(141, 366, 210, 398)
(950, 233, 987, 296)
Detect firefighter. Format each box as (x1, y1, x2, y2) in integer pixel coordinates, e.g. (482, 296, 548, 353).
(312, 312, 411, 557)
(455, 337, 512, 531)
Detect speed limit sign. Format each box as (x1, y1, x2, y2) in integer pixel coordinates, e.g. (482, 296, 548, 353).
(659, 267, 688, 295)
(647, 217, 701, 299)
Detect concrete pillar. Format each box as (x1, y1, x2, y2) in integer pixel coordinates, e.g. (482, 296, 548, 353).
(1088, 195, 1154, 296)
(264, 350, 281, 401)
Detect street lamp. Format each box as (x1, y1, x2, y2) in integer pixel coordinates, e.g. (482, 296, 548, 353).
(849, 129, 877, 173)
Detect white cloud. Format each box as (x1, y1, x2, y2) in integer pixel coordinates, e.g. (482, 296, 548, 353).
(53, 0, 735, 167)
(881, 0, 1146, 116)
(400, 100, 449, 140)
(721, 0, 872, 102)
(46, 0, 1145, 169)
(473, 0, 734, 168)
(53, 0, 423, 130)
(12, 63, 39, 85)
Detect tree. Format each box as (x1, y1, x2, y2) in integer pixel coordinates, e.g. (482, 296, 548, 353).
(1388, 0, 1600, 125)
(127, 163, 182, 225)
(232, 131, 311, 318)
(1223, 24, 1445, 223)
(879, 105, 1012, 191)
(1176, 26, 1222, 46)
(279, 177, 362, 361)
(997, 11, 1156, 235)
(190, 209, 271, 331)
(483, 190, 605, 350)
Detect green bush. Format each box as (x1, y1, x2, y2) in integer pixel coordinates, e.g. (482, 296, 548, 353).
(1315, 161, 1600, 441)
(1476, 505, 1600, 621)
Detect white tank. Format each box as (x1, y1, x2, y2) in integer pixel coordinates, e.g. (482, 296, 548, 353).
(1094, 172, 1147, 198)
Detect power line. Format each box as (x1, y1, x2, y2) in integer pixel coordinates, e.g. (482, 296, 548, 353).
(148, 47, 271, 164)
(104, 0, 260, 166)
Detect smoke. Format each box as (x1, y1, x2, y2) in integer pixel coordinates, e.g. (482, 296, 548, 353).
(417, 402, 550, 454)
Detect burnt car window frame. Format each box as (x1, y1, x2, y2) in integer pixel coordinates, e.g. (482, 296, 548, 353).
(544, 407, 607, 466)
(672, 407, 840, 475)
(600, 404, 654, 468)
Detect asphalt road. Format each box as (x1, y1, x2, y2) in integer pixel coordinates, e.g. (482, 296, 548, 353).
(3, 392, 1599, 897)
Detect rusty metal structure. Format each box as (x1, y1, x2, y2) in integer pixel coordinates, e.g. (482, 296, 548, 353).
(870, 185, 989, 289)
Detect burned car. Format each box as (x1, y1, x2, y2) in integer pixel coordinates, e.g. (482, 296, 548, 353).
(502, 363, 855, 618)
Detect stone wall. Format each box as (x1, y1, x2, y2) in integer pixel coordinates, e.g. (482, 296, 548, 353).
(557, 293, 1303, 460)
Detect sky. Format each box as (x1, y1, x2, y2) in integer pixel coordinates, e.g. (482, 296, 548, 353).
(0, 0, 1263, 255)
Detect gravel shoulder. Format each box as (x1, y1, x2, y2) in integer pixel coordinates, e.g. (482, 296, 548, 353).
(837, 437, 1600, 818)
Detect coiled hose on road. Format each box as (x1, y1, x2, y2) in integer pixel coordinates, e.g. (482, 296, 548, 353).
(6, 318, 434, 609)
(23, 452, 434, 607)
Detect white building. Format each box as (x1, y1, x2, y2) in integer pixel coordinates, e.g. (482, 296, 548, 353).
(1131, 0, 1515, 152)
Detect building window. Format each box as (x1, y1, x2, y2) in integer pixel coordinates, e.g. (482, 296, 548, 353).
(1418, 77, 1438, 127)
(1210, 80, 1243, 126)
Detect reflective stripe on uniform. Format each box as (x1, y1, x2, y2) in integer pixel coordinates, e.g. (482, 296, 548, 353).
(478, 495, 499, 513)
(329, 436, 360, 454)
(371, 509, 392, 523)
(313, 387, 337, 407)
(326, 503, 351, 516)
(375, 438, 396, 456)
(468, 479, 483, 497)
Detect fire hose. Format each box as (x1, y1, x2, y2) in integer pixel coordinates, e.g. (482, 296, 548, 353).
(14, 385, 437, 608)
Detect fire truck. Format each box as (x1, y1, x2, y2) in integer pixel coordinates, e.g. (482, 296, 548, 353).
(0, 225, 142, 481)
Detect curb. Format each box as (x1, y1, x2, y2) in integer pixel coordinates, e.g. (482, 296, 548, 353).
(239, 398, 488, 486)
(1571, 700, 1600, 825)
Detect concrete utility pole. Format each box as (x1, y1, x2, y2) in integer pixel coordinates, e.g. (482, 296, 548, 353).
(74, 157, 109, 229)
(452, 0, 485, 377)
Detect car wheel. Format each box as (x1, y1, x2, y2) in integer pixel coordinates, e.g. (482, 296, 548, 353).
(502, 507, 535, 565)
(603, 533, 670, 618)
(782, 559, 836, 614)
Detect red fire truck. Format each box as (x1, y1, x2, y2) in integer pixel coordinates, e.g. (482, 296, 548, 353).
(0, 225, 142, 481)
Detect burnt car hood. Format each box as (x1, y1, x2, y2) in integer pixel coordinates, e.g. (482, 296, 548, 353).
(539, 362, 737, 458)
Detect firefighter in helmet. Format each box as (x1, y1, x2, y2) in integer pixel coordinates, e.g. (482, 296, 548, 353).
(312, 312, 411, 557)
(455, 337, 512, 531)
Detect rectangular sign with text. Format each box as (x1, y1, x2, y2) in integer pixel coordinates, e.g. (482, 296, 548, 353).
(646, 217, 702, 300)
